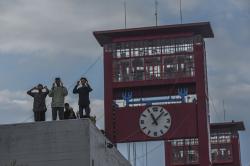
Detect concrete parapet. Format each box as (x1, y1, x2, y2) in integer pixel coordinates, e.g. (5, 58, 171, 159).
(0, 119, 131, 166)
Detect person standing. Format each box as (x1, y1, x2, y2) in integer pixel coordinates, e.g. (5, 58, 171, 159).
(49, 77, 68, 120)
(27, 84, 49, 122)
(73, 77, 92, 118)
(64, 103, 76, 119)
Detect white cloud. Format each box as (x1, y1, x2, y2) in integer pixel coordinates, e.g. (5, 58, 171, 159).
(0, 89, 32, 123)
(0, 1, 102, 56)
(0, 89, 30, 109)
(0, 0, 153, 57)
(1, 0, 199, 57)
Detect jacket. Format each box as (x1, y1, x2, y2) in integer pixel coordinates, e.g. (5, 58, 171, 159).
(64, 107, 76, 119)
(49, 86, 68, 107)
(27, 89, 49, 112)
(73, 84, 92, 106)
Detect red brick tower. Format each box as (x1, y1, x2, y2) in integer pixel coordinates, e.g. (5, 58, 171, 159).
(94, 22, 214, 166)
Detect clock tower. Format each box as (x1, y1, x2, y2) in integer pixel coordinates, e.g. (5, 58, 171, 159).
(94, 22, 214, 166)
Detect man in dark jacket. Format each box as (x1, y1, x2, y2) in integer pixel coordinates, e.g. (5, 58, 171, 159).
(27, 84, 49, 122)
(73, 77, 92, 118)
(64, 103, 76, 119)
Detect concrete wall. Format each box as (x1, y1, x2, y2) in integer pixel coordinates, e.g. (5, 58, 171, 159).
(89, 124, 130, 166)
(0, 119, 131, 166)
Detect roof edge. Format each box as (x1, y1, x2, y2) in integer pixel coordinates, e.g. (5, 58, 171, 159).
(93, 22, 214, 46)
(210, 121, 245, 131)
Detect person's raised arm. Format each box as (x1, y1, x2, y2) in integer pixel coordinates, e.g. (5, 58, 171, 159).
(48, 83, 55, 97)
(44, 86, 49, 95)
(86, 81, 93, 92)
(27, 87, 36, 97)
(63, 86, 68, 96)
(73, 81, 80, 94)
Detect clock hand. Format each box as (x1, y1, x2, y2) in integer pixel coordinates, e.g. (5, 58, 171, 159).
(152, 112, 164, 125)
(150, 113, 158, 126)
(156, 112, 164, 121)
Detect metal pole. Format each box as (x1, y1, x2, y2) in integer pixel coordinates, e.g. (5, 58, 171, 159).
(145, 142, 148, 166)
(155, 0, 158, 26)
(133, 143, 136, 166)
(128, 143, 130, 163)
(134, 142, 137, 166)
(124, 1, 127, 29)
(179, 0, 183, 24)
(223, 100, 226, 121)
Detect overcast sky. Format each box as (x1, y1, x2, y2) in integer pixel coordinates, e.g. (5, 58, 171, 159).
(0, 0, 249, 165)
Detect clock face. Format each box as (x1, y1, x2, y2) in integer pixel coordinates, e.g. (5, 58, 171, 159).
(139, 106, 171, 137)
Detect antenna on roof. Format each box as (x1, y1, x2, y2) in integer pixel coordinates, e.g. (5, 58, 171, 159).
(179, 0, 183, 24)
(155, 0, 158, 26)
(124, 0, 127, 29)
(223, 100, 226, 121)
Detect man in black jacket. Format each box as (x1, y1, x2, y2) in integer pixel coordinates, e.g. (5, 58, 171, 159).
(27, 84, 49, 121)
(73, 77, 92, 118)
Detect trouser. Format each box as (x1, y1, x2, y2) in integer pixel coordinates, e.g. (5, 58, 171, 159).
(52, 107, 64, 120)
(79, 105, 90, 118)
(34, 111, 46, 122)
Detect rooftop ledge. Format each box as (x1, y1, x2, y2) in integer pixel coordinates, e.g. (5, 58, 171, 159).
(94, 22, 214, 46)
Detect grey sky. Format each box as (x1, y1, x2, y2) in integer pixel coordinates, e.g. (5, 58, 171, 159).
(0, 0, 249, 165)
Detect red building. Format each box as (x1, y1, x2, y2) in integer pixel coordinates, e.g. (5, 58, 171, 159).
(166, 121, 245, 166)
(210, 121, 245, 166)
(94, 22, 245, 166)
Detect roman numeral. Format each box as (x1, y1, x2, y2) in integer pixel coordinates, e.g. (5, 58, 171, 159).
(154, 132, 158, 136)
(142, 127, 147, 130)
(164, 113, 169, 116)
(147, 130, 151, 135)
(152, 107, 158, 112)
(160, 130, 164, 134)
(142, 114, 147, 117)
(166, 119, 171, 123)
(140, 120, 145, 124)
(164, 125, 169, 129)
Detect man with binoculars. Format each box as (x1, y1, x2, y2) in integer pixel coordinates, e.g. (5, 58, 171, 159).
(73, 77, 93, 118)
(49, 77, 68, 120)
(27, 84, 49, 122)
